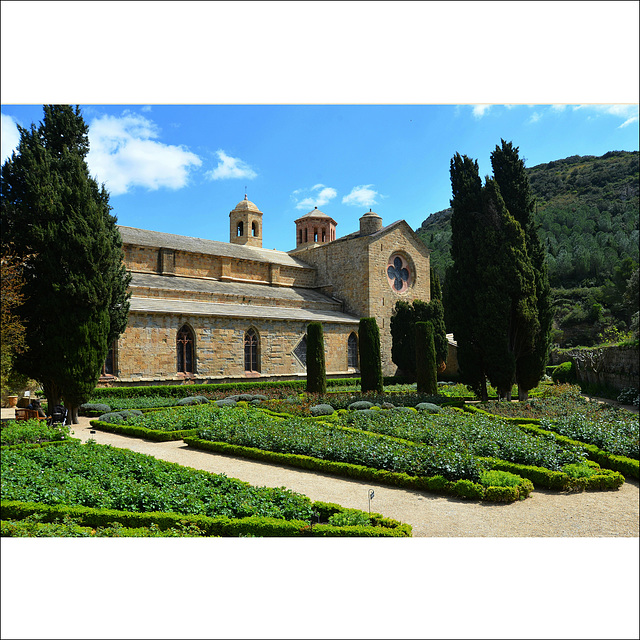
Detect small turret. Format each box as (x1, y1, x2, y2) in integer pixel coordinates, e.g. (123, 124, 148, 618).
(359, 209, 382, 235)
(229, 195, 263, 248)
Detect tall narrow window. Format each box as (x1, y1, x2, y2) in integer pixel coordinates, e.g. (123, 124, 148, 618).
(237, 221, 244, 237)
(102, 341, 116, 376)
(177, 325, 195, 374)
(348, 333, 358, 369)
(251, 221, 258, 237)
(244, 328, 260, 373)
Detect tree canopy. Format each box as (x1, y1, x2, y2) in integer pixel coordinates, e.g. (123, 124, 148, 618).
(0, 105, 131, 422)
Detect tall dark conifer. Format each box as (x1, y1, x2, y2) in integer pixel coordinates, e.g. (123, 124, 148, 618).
(444, 153, 489, 399)
(491, 140, 552, 399)
(0, 105, 130, 422)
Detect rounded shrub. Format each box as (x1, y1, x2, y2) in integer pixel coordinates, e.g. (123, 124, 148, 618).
(349, 400, 374, 410)
(177, 397, 201, 406)
(453, 479, 485, 500)
(416, 402, 440, 413)
(310, 404, 335, 417)
(215, 399, 237, 407)
(552, 361, 576, 384)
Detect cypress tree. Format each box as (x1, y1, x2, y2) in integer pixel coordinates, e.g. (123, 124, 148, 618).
(0, 105, 131, 422)
(444, 153, 489, 400)
(306, 322, 327, 394)
(415, 321, 438, 395)
(430, 267, 442, 300)
(359, 317, 383, 393)
(390, 299, 448, 380)
(491, 140, 552, 400)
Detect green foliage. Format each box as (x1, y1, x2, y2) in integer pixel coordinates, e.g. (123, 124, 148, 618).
(420, 150, 639, 348)
(0, 420, 71, 446)
(1, 441, 316, 521)
(415, 321, 438, 395)
(0, 105, 131, 418)
(480, 469, 523, 487)
(359, 318, 383, 393)
(327, 508, 372, 527)
(306, 322, 327, 394)
(552, 361, 576, 383)
(391, 298, 448, 378)
(309, 404, 335, 417)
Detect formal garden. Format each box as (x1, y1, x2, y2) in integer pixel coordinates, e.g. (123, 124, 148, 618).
(2, 378, 637, 537)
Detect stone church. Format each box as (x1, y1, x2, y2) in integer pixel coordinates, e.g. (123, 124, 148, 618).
(102, 196, 432, 385)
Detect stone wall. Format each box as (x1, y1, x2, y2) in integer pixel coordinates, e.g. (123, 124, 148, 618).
(296, 221, 431, 375)
(552, 345, 639, 392)
(115, 312, 359, 384)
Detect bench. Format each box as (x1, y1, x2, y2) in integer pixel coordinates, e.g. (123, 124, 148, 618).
(14, 408, 47, 422)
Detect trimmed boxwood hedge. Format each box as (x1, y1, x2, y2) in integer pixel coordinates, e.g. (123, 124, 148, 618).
(90, 419, 198, 442)
(0, 500, 411, 537)
(464, 404, 639, 480)
(182, 435, 532, 503)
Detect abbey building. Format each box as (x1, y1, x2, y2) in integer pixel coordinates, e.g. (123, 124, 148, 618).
(103, 197, 432, 385)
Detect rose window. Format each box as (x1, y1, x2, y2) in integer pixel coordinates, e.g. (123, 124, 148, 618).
(387, 254, 412, 293)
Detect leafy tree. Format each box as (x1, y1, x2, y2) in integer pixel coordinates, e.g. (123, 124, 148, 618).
(1, 253, 27, 397)
(0, 105, 131, 423)
(491, 140, 550, 400)
(390, 299, 447, 379)
(415, 321, 437, 395)
(359, 318, 383, 393)
(306, 322, 327, 394)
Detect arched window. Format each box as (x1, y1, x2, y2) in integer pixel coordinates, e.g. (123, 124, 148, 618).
(293, 334, 307, 368)
(177, 325, 195, 374)
(348, 333, 358, 369)
(244, 328, 260, 373)
(102, 340, 116, 376)
(251, 221, 258, 237)
(237, 221, 244, 237)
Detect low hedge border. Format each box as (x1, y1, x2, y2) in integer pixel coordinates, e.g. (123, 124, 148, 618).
(89, 420, 197, 442)
(0, 500, 411, 538)
(1, 438, 80, 451)
(464, 405, 639, 480)
(182, 436, 529, 503)
(479, 457, 625, 492)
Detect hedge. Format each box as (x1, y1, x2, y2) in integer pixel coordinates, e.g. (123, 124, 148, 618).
(183, 436, 529, 503)
(89, 420, 198, 442)
(0, 500, 411, 537)
(463, 404, 639, 480)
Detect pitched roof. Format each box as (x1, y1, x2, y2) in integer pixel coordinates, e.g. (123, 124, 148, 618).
(129, 296, 360, 324)
(118, 226, 312, 269)
(130, 272, 341, 309)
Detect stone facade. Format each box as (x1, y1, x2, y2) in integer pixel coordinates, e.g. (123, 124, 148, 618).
(106, 199, 431, 385)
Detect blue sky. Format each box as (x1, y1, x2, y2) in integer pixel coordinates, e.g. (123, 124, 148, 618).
(2, 103, 638, 251)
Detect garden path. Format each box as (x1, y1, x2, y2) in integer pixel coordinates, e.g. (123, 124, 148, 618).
(61, 414, 639, 538)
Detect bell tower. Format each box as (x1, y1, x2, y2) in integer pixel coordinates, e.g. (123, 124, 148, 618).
(229, 195, 263, 248)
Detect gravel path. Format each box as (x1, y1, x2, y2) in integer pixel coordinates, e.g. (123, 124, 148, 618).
(68, 417, 639, 538)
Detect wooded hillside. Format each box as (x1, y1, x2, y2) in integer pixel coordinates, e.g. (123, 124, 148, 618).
(417, 150, 639, 347)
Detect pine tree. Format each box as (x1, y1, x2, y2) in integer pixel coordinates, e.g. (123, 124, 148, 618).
(306, 322, 327, 394)
(491, 140, 552, 400)
(1, 105, 131, 422)
(359, 318, 383, 393)
(430, 267, 442, 300)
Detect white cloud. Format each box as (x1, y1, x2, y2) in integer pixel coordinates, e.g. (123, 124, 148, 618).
(87, 112, 202, 195)
(571, 104, 639, 127)
(291, 183, 337, 210)
(1, 113, 21, 163)
(206, 150, 257, 181)
(528, 112, 542, 124)
(472, 104, 492, 118)
(342, 184, 381, 207)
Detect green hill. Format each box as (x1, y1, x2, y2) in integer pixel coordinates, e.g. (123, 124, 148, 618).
(416, 150, 639, 347)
